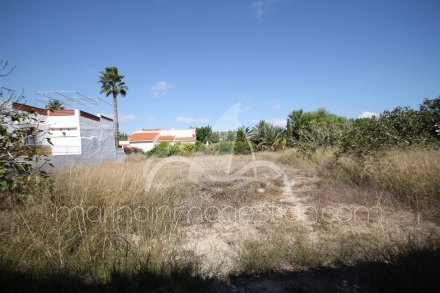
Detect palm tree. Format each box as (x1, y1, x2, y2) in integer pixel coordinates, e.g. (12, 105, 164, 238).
(45, 99, 64, 111)
(250, 120, 286, 151)
(99, 67, 128, 148)
(236, 126, 251, 143)
(287, 109, 309, 141)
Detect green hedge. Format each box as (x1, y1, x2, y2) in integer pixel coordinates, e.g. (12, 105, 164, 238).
(146, 141, 255, 157)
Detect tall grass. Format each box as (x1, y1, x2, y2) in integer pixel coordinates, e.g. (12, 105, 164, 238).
(0, 161, 202, 290)
(273, 146, 440, 215)
(0, 150, 438, 290)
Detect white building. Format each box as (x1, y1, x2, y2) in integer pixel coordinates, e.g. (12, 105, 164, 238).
(128, 128, 196, 152)
(10, 102, 116, 165)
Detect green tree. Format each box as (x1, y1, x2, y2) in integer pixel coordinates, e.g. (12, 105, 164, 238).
(99, 67, 128, 148)
(118, 132, 128, 140)
(250, 120, 286, 151)
(287, 108, 348, 151)
(1, 61, 51, 192)
(195, 126, 212, 144)
(236, 126, 251, 143)
(45, 99, 63, 111)
(341, 98, 440, 155)
(287, 109, 309, 141)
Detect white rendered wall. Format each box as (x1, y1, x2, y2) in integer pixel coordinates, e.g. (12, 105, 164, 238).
(45, 113, 81, 155)
(160, 129, 195, 137)
(129, 141, 155, 152)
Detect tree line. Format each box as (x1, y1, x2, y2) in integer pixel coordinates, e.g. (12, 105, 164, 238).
(187, 97, 439, 156)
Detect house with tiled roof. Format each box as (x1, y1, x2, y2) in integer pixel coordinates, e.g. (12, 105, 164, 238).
(128, 128, 196, 152)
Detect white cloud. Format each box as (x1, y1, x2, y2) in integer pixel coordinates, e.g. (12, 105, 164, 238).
(147, 116, 156, 122)
(119, 114, 137, 122)
(269, 118, 287, 128)
(273, 103, 281, 109)
(252, 1, 264, 18)
(251, 118, 287, 128)
(176, 116, 210, 124)
(150, 81, 173, 98)
(359, 111, 378, 119)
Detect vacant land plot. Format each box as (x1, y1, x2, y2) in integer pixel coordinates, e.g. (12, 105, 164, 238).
(1, 150, 439, 291)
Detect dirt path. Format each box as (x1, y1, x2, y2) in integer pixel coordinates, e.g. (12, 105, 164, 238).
(179, 163, 320, 276)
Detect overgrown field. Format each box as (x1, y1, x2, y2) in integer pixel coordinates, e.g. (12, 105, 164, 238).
(0, 147, 439, 292)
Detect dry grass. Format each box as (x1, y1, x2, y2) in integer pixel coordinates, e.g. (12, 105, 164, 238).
(363, 148, 440, 211)
(0, 160, 196, 290)
(272, 147, 440, 216)
(0, 149, 439, 291)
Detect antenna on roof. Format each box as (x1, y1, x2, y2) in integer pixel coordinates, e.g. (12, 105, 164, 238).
(35, 90, 111, 113)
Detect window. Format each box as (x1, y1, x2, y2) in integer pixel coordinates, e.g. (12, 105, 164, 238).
(24, 134, 36, 146)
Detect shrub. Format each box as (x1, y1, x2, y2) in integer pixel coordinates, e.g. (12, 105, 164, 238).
(0, 99, 51, 194)
(215, 141, 235, 154)
(194, 140, 206, 153)
(233, 141, 252, 155)
(179, 143, 195, 154)
(169, 143, 182, 156)
(341, 98, 440, 155)
(147, 142, 171, 157)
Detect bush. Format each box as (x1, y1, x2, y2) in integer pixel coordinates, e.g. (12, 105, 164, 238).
(214, 141, 235, 154)
(194, 141, 206, 153)
(233, 141, 252, 155)
(0, 100, 51, 194)
(341, 98, 440, 156)
(147, 142, 171, 157)
(169, 143, 182, 156)
(179, 143, 195, 154)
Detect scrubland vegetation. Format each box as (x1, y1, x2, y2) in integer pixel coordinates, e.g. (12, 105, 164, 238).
(1, 97, 439, 291)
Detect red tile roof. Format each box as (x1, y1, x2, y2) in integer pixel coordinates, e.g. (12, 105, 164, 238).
(48, 110, 75, 116)
(12, 102, 112, 122)
(12, 102, 47, 115)
(175, 136, 196, 141)
(129, 132, 159, 141)
(143, 128, 163, 131)
(157, 135, 175, 141)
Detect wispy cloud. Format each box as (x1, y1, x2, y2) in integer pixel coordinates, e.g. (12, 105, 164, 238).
(359, 111, 378, 118)
(176, 116, 210, 124)
(252, 0, 285, 19)
(252, 1, 264, 18)
(147, 116, 156, 122)
(150, 81, 173, 98)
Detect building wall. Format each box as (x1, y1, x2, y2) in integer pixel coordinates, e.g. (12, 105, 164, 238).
(160, 129, 195, 137)
(4, 101, 118, 169)
(79, 114, 116, 160)
(44, 112, 81, 155)
(129, 141, 155, 152)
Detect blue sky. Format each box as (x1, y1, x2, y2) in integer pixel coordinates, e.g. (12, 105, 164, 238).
(1, 0, 439, 133)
